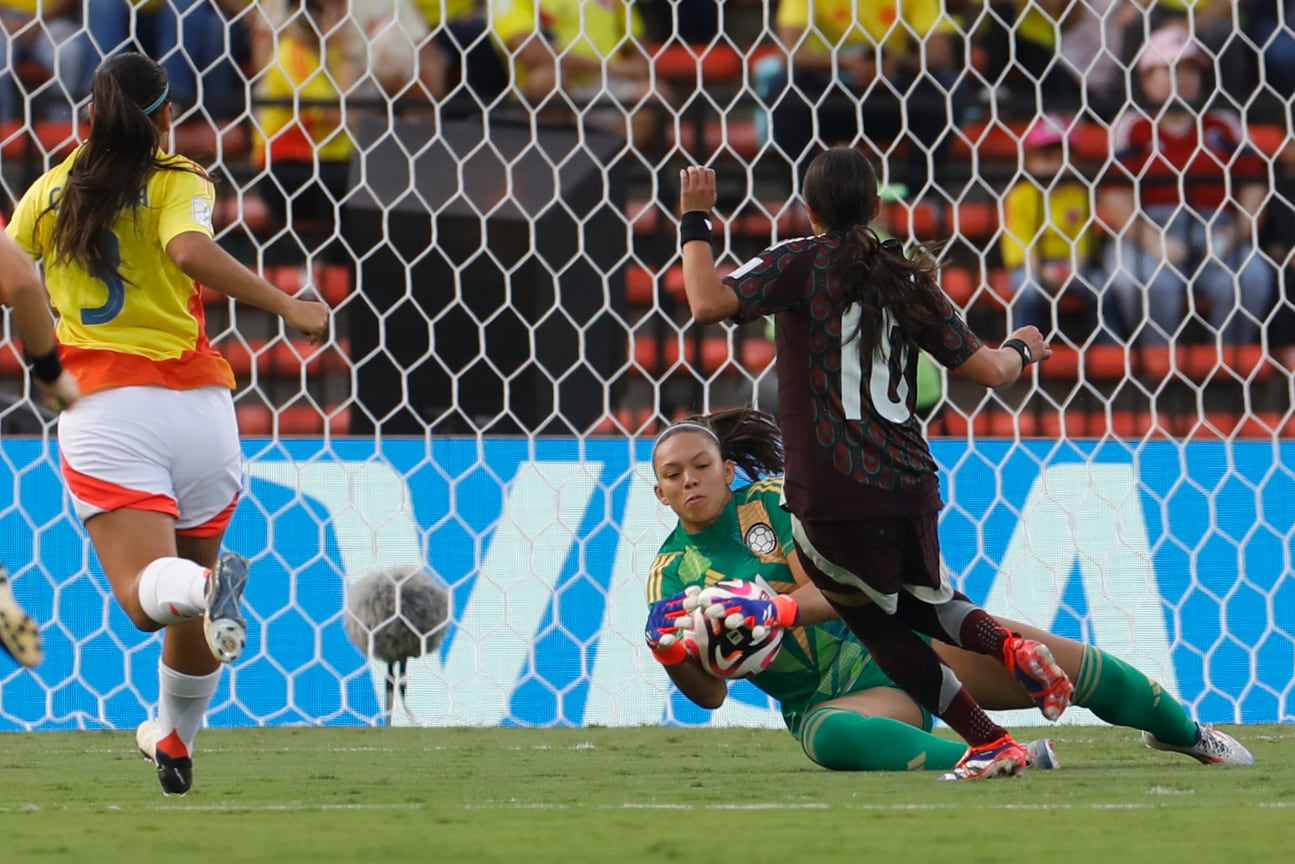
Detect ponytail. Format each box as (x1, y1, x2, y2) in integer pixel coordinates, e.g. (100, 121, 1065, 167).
(676, 408, 784, 479)
(46, 53, 202, 284)
(803, 146, 950, 362)
(832, 228, 946, 362)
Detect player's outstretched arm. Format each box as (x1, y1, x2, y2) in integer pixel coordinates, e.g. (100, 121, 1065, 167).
(0, 232, 79, 410)
(165, 231, 330, 344)
(957, 324, 1052, 389)
(678, 165, 739, 324)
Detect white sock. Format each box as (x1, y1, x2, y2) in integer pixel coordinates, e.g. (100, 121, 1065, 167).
(158, 662, 221, 754)
(137, 557, 208, 625)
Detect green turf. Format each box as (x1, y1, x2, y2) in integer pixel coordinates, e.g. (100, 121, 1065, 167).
(0, 724, 1291, 863)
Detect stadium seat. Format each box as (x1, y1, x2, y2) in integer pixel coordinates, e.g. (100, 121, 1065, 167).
(0, 343, 23, 377)
(631, 333, 773, 376)
(939, 266, 1011, 311)
(218, 338, 350, 378)
(953, 119, 1288, 165)
(625, 198, 808, 239)
(173, 118, 251, 162)
(668, 118, 761, 160)
(624, 262, 735, 306)
(648, 42, 745, 82)
(236, 403, 350, 435)
(591, 406, 661, 435)
(214, 193, 274, 234)
(933, 410, 991, 437)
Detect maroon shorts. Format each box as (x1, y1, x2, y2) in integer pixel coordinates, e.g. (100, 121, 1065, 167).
(793, 511, 944, 606)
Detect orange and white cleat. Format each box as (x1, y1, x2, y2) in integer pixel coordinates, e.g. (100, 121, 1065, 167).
(938, 735, 1031, 781)
(1005, 637, 1074, 722)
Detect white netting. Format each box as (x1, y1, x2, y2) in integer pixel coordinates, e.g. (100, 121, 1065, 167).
(0, 1, 1293, 729)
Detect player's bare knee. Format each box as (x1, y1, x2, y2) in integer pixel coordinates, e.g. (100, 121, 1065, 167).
(121, 598, 163, 632)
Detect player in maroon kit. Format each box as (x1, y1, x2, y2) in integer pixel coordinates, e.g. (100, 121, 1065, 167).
(677, 147, 1066, 780)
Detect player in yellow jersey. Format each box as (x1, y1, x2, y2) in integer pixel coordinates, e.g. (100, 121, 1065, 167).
(6, 52, 328, 796)
(0, 229, 80, 671)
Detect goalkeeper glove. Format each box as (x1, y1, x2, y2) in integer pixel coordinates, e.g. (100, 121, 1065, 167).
(644, 587, 700, 666)
(701, 590, 799, 640)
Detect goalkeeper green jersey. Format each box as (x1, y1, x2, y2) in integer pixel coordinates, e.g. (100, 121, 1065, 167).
(645, 477, 908, 734)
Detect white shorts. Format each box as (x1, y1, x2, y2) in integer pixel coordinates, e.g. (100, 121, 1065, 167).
(57, 385, 243, 537)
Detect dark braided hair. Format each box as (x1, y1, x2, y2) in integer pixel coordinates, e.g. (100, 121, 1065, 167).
(802, 147, 948, 363)
(669, 408, 784, 480)
(44, 53, 204, 285)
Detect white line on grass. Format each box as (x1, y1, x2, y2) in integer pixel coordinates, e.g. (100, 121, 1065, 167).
(5, 800, 1295, 815)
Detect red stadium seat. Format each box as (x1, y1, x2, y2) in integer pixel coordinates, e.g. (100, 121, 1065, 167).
(218, 338, 350, 378)
(237, 404, 350, 435)
(631, 334, 773, 376)
(649, 43, 745, 82)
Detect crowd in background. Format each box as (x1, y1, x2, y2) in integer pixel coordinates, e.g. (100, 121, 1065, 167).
(0, 0, 1292, 352)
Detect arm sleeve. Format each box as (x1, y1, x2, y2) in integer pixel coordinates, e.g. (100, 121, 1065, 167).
(915, 293, 984, 370)
(722, 237, 816, 323)
(157, 167, 216, 247)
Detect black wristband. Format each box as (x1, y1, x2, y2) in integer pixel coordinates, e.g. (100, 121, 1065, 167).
(679, 210, 714, 246)
(27, 347, 63, 385)
(1002, 338, 1032, 368)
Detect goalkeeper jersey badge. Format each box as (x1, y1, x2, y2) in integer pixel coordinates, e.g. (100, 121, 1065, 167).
(744, 522, 778, 555)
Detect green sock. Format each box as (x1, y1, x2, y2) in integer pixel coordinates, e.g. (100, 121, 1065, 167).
(1072, 645, 1198, 747)
(798, 705, 968, 771)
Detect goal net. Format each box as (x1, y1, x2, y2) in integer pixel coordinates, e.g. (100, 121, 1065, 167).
(0, 1, 1292, 729)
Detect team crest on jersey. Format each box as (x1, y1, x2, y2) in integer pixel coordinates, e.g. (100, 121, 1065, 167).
(744, 522, 778, 555)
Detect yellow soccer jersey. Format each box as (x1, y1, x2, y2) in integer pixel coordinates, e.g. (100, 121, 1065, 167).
(6, 146, 234, 395)
(1000, 179, 1092, 270)
(774, 0, 954, 56)
(254, 35, 353, 167)
(491, 0, 643, 89)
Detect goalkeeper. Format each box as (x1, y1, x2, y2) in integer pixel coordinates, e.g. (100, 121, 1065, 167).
(644, 409, 1255, 773)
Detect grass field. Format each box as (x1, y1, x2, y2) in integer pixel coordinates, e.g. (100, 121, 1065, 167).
(2, 724, 1293, 863)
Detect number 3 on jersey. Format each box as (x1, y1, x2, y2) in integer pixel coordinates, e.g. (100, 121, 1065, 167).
(841, 305, 911, 424)
(80, 231, 125, 325)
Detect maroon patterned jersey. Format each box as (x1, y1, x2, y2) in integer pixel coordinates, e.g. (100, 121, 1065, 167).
(724, 233, 982, 521)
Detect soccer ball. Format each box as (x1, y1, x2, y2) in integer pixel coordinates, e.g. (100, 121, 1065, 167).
(681, 581, 785, 679)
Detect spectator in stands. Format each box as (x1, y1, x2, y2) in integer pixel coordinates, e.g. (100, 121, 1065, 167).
(1002, 114, 1111, 344)
(0, 0, 87, 121)
(1098, 24, 1272, 346)
(976, 1, 1083, 110)
(252, 0, 356, 238)
(359, 0, 506, 109)
(490, 0, 661, 151)
(82, 0, 252, 119)
(756, 0, 966, 194)
(1119, 1, 1252, 111)
(1245, 0, 1295, 99)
